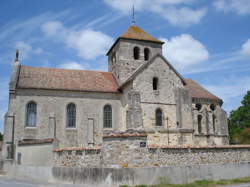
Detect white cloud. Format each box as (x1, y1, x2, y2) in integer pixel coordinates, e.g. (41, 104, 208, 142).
(103, 0, 206, 26)
(213, 0, 250, 15)
(42, 21, 114, 60)
(15, 41, 44, 60)
(15, 41, 31, 60)
(41, 21, 65, 37)
(205, 76, 250, 112)
(103, 0, 145, 14)
(151, 5, 206, 26)
(160, 34, 209, 70)
(58, 61, 87, 70)
(241, 39, 250, 55)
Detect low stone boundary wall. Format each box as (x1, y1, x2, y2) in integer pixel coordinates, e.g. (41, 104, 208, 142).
(53, 136, 250, 168)
(54, 147, 101, 167)
(4, 162, 250, 186)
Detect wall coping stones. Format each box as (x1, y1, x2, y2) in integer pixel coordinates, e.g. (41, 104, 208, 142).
(53, 146, 101, 152)
(147, 144, 250, 149)
(18, 138, 54, 146)
(103, 129, 148, 138)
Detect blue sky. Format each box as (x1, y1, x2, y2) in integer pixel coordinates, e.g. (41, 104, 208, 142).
(0, 0, 250, 132)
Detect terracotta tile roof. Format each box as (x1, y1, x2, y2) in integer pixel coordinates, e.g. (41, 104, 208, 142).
(120, 25, 164, 44)
(184, 79, 222, 102)
(17, 66, 119, 93)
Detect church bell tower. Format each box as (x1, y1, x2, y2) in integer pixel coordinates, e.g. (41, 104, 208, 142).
(106, 25, 164, 85)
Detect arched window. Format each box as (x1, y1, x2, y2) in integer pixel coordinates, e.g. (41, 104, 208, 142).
(195, 103, 202, 111)
(210, 104, 216, 111)
(26, 101, 37, 127)
(144, 48, 150, 61)
(212, 114, 216, 133)
(198, 115, 202, 134)
(156, 108, 163, 126)
(153, 77, 158, 90)
(133, 47, 140, 60)
(104, 105, 112, 128)
(66, 103, 76, 128)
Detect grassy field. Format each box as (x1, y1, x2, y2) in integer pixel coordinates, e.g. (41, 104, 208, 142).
(120, 177, 250, 187)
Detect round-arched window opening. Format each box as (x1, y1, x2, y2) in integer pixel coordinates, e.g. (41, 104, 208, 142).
(144, 48, 150, 61)
(153, 77, 158, 90)
(210, 104, 216, 111)
(195, 103, 202, 111)
(133, 47, 140, 60)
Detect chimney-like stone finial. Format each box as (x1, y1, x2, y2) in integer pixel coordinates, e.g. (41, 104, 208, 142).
(15, 49, 19, 62)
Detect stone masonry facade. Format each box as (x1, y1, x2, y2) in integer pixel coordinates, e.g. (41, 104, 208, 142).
(3, 25, 230, 166)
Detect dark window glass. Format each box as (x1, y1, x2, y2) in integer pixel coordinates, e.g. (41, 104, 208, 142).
(67, 103, 76, 127)
(144, 48, 150, 61)
(210, 104, 216, 111)
(212, 114, 216, 133)
(153, 77, 158, 90)
(104, 105, 112, 128)
(196, 103, 202, 111)
(156, 109, 163, 126)
(198, 115, 202, 133)
(26, 102, 37, 127)
(133, 47, 140, 60)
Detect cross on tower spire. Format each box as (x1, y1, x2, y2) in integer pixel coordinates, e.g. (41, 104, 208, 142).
(132, 4, 136, 25)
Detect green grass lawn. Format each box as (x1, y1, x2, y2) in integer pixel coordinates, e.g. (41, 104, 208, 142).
(120, 177, 250, 187)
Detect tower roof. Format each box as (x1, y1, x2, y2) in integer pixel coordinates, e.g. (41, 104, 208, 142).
(120, 25, 164, 44)
(107, 25, 164, 55)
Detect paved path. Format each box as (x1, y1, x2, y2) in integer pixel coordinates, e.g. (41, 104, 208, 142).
(0, 177, 88, 187)
(0, 176, 250, 187)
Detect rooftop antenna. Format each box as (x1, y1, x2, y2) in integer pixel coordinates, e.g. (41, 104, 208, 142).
(132, 4, 136, 25)
(15, 49, 19, 62)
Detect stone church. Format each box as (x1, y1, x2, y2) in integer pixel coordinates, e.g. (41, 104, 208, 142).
(3, 25, 229, 165)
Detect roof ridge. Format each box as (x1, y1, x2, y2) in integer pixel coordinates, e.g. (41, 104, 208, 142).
(120, 25, 164, 44)
(21, 65, 112, 74)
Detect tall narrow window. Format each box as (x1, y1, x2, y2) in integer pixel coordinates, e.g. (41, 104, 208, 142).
(153, 77, 158, 90)
(26, 101, 37, 127)
(144, 48, 150, 61)
(133, 47, 140, 60)
(198, 115, 202, 134)
(66, 103, 76, 128)
(156, 108, 163, 126)
(212, 114, 216, 133)
(104, 105, 112, 128)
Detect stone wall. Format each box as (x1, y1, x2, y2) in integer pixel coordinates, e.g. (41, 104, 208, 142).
(54, 147, 101, 167)
(54, 136, 250, 168)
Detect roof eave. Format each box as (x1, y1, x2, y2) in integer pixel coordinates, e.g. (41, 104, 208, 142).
(106, 37, 164, 56)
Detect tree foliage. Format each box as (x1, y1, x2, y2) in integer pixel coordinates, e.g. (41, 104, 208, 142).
(0, 132, 3, 141)
(228, 91, 250, 144)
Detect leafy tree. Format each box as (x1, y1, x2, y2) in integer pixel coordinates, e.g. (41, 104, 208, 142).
(0, 132, 3, 141)
(228, 91, 250, 144)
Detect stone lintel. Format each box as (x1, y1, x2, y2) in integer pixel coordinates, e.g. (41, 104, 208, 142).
(53, 146, 101, 152)
(146, 128, 194, 134)
(18, 138, 54, 146)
